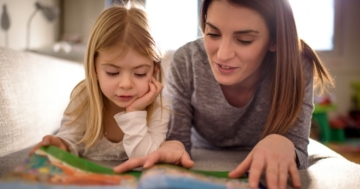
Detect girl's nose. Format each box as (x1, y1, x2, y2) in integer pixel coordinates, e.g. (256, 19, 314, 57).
(118, 76, 133, 89)
(217, 39, 235, 61)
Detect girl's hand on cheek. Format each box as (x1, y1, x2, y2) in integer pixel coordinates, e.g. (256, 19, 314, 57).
(228, 134, 301, 189)
(126, 77, 163, 113)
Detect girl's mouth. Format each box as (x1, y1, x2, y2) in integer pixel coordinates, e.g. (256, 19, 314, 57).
(117, 95, 133, 101)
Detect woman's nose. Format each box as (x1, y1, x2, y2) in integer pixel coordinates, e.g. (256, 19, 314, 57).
(217, 39, 235, 61)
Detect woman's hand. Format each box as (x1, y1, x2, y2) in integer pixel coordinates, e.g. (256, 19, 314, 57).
(126, 77, 163, 113)
(113, 140, 194, 173)
(29, 135, 69, 155)
(228, 134, 301, 189)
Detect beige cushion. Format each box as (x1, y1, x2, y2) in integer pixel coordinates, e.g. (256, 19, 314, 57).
(0, 47, 84, 157)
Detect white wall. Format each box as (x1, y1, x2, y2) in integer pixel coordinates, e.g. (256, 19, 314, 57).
(0, 0, 60, 50)
(61, 0, 104, 44)
(0, 0, 358, 115)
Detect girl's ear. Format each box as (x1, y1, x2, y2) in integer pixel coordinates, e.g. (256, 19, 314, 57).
(269, 41, 276, 52)
(152, 62, 160, 77)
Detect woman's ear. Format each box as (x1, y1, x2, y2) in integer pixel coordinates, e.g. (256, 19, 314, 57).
(269, 41, 276, 52)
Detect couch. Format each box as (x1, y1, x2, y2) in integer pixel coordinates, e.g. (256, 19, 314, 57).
(1, 47, 360, 188)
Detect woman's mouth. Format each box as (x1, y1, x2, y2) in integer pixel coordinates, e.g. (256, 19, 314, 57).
(215, 63, 238, 74)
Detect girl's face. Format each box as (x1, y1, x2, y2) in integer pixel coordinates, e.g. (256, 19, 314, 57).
(204, 0, 275, 87)
(95, 48, 155, 112)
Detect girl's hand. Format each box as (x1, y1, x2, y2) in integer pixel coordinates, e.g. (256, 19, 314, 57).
(126, 77, 163, 112)
(113, 140, 194, 173)
(29, 135, 69, 155)
(228, 134, 301, 189)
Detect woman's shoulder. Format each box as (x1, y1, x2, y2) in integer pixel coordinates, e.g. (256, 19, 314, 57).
(173, 38, 206, 59)
(301, 54, 314, 79)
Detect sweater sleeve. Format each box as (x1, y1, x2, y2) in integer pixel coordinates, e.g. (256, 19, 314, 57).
(285, 59, 314, 169)
(116, 99, 170, 158)
(55, 87, 87, 156)
(55, 115, 86, 156)
(164, 43, 196, 153)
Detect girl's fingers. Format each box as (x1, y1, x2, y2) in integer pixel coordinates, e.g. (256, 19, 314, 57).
(152, 77, 163, 92)
(29, 135, 53, 155)
(29, 142, 44, 155)
(180, 153, 194, 168)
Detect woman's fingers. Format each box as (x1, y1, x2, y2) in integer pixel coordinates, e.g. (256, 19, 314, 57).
(248, 153, 265, 189)
(228, 151, 252, 178)
(143, 151, 161, 169)
(278, 162, 288, 189)
(289, 162, 301, 188)
(265, 160, 279, 189)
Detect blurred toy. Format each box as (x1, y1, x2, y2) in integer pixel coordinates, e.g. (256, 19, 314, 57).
(351, 81, 360, 110)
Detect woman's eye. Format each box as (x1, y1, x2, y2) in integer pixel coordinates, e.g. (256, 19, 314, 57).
(135, 73, 147, 77)
(237, 40, 253, 45)
(106, 72, 118, 76)
(206, 33, 220, 38)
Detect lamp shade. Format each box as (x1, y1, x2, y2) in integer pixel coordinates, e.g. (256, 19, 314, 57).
(1, 4, 10, 31)
(35, 2, 59, 22)
(26, 2, 60, 50)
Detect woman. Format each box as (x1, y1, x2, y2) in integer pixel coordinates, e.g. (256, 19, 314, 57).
(114, 0, 333, 188)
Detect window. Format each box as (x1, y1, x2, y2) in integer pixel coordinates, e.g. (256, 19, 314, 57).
(289, 0, 335, 51)
(145, 0, 337, 52)
(145, 0, 199, 51)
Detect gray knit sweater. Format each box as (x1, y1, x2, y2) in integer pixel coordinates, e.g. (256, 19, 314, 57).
(164, 38, 314, 169)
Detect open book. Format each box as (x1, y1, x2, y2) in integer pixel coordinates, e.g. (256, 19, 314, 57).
(0, 146, 266, 189)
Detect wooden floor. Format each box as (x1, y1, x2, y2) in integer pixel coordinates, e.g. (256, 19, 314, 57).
(326, 141, 360, 164)
(339, 152, 360, 164)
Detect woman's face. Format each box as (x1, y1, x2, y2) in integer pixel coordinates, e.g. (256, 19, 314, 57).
(203, 0, 275, 87)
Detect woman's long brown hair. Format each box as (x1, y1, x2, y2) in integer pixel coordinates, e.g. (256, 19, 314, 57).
(200, 0, 334, 138)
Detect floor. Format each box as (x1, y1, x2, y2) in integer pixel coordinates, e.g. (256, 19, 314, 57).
(325, 139, 360, 164)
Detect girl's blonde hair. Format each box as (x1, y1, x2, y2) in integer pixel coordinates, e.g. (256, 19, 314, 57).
(201, 0, 334, 137)
(65, 3, 163, 148)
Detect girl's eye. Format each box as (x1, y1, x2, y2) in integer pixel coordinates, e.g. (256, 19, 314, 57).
(135, 73, 147, 77)
(206, 33, 220, 39)
(106, 72, 118, 76)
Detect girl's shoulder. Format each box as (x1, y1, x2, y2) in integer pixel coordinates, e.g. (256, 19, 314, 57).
(65, 80, 89, 113)
(70, 80, 87, 99)
(153, 95, 170, 110)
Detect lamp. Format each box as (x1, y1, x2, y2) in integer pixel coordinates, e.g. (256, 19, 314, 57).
(1, 4, 10, 47)
(26, 1, 59, 50)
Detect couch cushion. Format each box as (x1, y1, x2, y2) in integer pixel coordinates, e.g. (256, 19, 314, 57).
(0, 47, 85, 157)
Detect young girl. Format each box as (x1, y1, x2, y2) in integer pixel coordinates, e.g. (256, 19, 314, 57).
(115, 0, 334, 189)
(30, 3, 170, 162)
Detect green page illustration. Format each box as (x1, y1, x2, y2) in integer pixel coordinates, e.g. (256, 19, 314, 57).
(0, 146, 261, 189)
